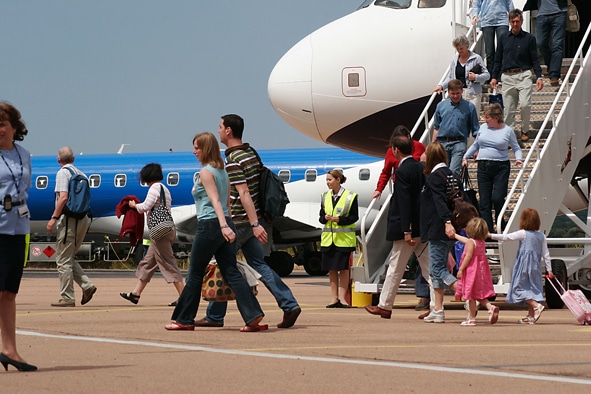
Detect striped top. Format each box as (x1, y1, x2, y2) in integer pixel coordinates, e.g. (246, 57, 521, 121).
(224, 143, 262, 225)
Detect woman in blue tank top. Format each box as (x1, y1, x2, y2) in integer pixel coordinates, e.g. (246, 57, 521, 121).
(165, 132, 266, 332)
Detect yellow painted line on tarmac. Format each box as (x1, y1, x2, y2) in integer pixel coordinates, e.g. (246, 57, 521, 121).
(16, 330, 591, 386)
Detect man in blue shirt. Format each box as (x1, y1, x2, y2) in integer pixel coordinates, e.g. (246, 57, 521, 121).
(490, 9, 544, 142)
(524, 0, 568, 86)
(432, 79, 480, 174)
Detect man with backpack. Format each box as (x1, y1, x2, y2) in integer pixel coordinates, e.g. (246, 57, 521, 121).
(47, 146, 96, 307)
(194, 114, 301, 329)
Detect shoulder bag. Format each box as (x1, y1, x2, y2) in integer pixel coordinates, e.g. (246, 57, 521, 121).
(147, 185, 175, 241)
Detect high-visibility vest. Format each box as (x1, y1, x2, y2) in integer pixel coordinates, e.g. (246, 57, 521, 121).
(321, 189, 357, 248)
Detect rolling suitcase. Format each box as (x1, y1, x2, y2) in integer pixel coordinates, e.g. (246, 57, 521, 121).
(547, 276, 591, 325)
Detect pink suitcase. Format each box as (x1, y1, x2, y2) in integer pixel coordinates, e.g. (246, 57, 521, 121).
(547, 277, 591, 325)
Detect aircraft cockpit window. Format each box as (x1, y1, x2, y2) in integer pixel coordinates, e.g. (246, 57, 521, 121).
(278, 170, 291, 183)
(167, 172, 179, 186)
(418, 0, 446, 8)
(114, 174, 127, 188)
(305, 169, 317, 182)
(88, 174, 101, 188)
(35, 176, 48, 189)
(375, 0, 411, 9)
(359, 168, 371, 181)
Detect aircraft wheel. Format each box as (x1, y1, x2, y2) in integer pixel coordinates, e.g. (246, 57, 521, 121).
(545, 259, 567, 309)
(571, 269, 591, 299)
(303, 251, 327, 276)
(265, 251, 294, 277)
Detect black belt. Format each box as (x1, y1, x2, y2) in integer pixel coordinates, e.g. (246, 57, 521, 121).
(438, 136, 465, 142)
(504, 68, 524, 74)
(0, 200, 25, 207)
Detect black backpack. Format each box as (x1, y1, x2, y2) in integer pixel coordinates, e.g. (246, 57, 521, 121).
(249, 147, 290, 221)
(439, 170, 478, 231)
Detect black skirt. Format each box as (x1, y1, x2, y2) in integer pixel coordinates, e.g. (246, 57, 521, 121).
(321, 248, 352, 271)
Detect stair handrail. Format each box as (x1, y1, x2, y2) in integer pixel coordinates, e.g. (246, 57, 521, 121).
(496, 22, 591, 235)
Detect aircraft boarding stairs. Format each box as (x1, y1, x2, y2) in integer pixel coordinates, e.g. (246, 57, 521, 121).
(354, 24, 591, 304)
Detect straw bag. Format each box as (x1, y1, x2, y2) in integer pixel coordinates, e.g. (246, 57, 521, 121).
(202, 262, 236, 302)
(147, 185, 174, 241)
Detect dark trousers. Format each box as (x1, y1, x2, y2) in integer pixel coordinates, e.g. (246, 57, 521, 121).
(477, 160, 510, 232)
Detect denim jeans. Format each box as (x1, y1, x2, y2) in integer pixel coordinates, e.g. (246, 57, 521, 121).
(171, 218, 263, 326)
(429, 239, 456, 289)
(415, 264, 430, 299)
(537, 12, 567, 80)
(206, 224, 299, 324)
(440, 139, 467, 175)
(482, 25, 508, 70)
(477, 160, 510, 233)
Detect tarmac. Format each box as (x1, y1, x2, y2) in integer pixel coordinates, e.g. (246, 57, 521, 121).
(4, 269, 591, 393)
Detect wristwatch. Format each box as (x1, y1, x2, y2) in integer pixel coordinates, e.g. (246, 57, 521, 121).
(251, 222, 260, 228)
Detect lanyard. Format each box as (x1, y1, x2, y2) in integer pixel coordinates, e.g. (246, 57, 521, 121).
(0, 145, 24, 197)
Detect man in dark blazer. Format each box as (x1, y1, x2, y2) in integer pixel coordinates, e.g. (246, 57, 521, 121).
(365, 136, 431, 319)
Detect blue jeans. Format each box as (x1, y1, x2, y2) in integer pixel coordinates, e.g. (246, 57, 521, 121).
(537, 12, 567, 80)
(429, 240, 456, 289)
(477, 160, 510, 233)
(440, 139, 466, 175)
(415, 264, 430, 299)
(170, 218, 263, 326)
(206, 225, 299, 324)
(482, 25, 508, 70)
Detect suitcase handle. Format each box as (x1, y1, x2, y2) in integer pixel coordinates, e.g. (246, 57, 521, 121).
(546, 275, 567, 295)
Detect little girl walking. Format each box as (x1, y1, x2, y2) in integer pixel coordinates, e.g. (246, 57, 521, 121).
(489, 208, 554, 324)
(455, 217, 499, 326)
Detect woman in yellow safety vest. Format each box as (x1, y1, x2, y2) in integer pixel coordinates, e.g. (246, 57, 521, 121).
(319, 169, 359, 308)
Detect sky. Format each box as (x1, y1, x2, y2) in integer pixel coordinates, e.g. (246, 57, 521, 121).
(1, 1, 358, 156)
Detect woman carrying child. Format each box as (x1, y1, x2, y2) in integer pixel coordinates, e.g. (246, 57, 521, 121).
(455, 217, 499, 326)
(489, 208, 554, 324)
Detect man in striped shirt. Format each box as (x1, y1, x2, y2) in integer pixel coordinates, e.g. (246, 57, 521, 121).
(195, 114, 301, 329)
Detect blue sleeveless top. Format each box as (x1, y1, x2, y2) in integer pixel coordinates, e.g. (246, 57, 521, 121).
(192, 164, 229, 220)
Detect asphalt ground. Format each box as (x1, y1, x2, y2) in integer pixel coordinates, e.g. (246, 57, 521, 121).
(3, 269, 591, 393)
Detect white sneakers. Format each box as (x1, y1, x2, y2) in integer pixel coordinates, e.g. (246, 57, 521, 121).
(423, 309, 445, 323)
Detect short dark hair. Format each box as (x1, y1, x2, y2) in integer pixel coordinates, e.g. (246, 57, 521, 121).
(388, 125, 411, 148)
(221, 114, 244, 139)
(392, 136, 413, 155)
(509, 8, 523, 20)
(0, 101, 28, 141)
(139, 163, 164, 184)
(448, 79, 463, 91)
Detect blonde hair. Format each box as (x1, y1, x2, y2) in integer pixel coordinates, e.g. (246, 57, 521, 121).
(193, 132, 225, 169)
(465, 218, 488, 241)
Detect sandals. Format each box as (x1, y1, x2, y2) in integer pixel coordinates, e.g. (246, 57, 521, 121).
(460, 318, 476, 326)
(240, 324, 269, 333)
(488, 305, 500, 325)
(519, 316, 535, 325)
(533, 304, 545, 323)
(120, 292, 140, 305)
(164, 321, 195, 331)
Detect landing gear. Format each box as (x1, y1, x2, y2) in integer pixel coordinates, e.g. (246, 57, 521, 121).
(545, 259, 567, 309)
(303, 251, 327, 276)
(265, 251, 295, 277)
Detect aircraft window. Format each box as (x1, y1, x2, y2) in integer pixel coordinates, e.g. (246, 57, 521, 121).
(88, 174, 101, 188)
(167, 172, 180, 186)
(278, 170, 290, 183)
(357, 0, 374, 9)
(418, 0, 445, 8)
(375, 0, 411, 9)
(305, 169, 317, 182)
(359, 168, 371, 181)
(342, 68, 366, 97)
(114, 174, 127, 188)
(35, 176, 48, 189)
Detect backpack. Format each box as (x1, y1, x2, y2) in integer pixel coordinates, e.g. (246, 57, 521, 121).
(62, 166, 91, 219)
(439, 170, 479, 231)
(249, 148, 290, 221)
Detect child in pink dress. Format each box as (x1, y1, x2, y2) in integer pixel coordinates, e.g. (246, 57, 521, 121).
(454, 217, 499, 326)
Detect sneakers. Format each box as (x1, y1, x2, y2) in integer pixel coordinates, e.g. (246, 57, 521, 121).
(423, 309, 445, 323)
(81, 286, 97, 305)
(533, 304, 545, 323)
(51, 299, 75, 307)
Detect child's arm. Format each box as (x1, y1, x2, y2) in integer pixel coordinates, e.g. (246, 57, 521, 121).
(489, 229, 526, 242)
(542, 236, 554, 278)
(456, 239, 475, 279)
(454, 232, 469, 244)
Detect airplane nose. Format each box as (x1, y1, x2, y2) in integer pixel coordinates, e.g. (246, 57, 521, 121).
(268, 36, 321, 141)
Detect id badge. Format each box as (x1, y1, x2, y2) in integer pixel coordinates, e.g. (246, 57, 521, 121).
(18, 204, 29, 218)
(3, 195, 12, 211)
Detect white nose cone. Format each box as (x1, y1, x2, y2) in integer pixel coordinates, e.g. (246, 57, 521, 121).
(268, 35, 322, 142)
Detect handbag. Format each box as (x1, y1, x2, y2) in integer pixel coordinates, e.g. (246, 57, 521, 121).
(488, 88, 503, 109)
(202, 262, 236, 302)
(566, 0, 580, 33)
(147, 185, 175, 241)
(460, 166, 480, 213)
